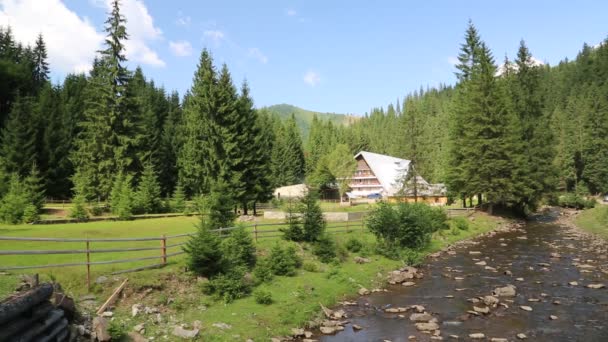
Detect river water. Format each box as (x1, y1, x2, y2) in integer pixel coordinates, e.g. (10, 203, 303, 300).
(318, 210, 608, 341)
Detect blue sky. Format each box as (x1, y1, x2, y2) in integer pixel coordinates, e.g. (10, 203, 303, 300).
(2, 1, 608, 114)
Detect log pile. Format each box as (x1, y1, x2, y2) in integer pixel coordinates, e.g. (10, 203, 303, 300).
(0, 283, 70, 342)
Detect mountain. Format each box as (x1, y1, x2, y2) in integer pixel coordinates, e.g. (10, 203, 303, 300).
(261, 104, 359, 139)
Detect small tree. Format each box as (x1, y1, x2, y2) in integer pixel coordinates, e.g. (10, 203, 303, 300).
(0, 174, 28, 224)
(110, 173, 125, 213)
(70, 194, 89, 220)
(281, 198, 303, 241)
(135, 162, 163, 214)
(299, 190, 326, 242)
(24, 163, 45, 210)
(171, 181, 186, 213)
(198, 181, 236, 229)
(220, 225, 257, 270)
(114, 174, 135, 220)
(326, 144, 356, 203)
(183, 222, 224, 278)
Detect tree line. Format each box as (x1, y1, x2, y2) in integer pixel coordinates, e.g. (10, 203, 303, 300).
(0, 0, 306, 223)
(301, 21, 608, 214)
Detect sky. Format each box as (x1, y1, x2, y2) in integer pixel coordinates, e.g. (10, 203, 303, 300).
(1, 0, 607, 115)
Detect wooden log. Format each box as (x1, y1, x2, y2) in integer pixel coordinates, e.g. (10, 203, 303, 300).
(13, 309, 64, 342)
(0, 283, 53, 325)
(36, 317, 68, 342)
(96, 278, 128, 315)
(0, 301, 53, 341)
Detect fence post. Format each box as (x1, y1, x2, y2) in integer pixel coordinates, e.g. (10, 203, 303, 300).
(219, 226, 223, 238)
(253, 222, 258, 243)
(161, 235, 167, 265)
(86, 239, 91, 292)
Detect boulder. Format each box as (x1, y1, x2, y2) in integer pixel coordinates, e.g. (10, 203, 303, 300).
(133, 323, 145, 333)
(93, 317, 111, 342)
(519, 306, 533, 312)
(483, 295, 499, 306)
(586, 283, 605, 289)
(172, 326, 199, 339)
(473, 306, 490, 314)
(415, 322, 439, 331)
(492, 285, 516, 297)
(320, 326, 337, 334)
(469, 333, 485, 339)
(132, 304, 144, 317)
(354, 257, 371, 264)
(127, 332, 148, 342)
(409, 313, 433, 322)
(358, 288, 370, 296)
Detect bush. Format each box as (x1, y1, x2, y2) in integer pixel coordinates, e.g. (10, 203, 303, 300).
(220, 225, 256, 271)
(183, 223, 224, 278)
(90, 205, 105, 216)
(22, 204, 39, 223)
(107, 319, 126, 340)
(69, 195, 89, 220)
(0, 174, 28, 224)
(201, 268, 251, 303)
(367, 202, 448, 250)
(313, 235, 337, 263)
(558, 193, 596, 209)
(253, 258, 274, 284)
(452, 216, 469, 230)
(253, 289, 273, 305)
(302, 261, 320, 272)
(268, 244, 302, 276)
(281, 199, 303, 241)
(345, 237, 363, 253)
(281, 191, 326, 242)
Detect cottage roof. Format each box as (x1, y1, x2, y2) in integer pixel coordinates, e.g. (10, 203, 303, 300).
(354, 151, 411, 196)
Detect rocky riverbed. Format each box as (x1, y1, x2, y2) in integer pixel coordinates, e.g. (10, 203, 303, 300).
(312, 209, 608, 341)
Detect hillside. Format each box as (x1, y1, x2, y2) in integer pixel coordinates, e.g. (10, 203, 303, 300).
(262, 104, 359, 139)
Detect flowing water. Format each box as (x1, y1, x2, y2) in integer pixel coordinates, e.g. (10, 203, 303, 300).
(318, 210, 608, 341)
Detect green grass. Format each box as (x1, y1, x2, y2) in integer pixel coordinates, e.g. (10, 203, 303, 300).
(575, 206, 608, 239)
(0, 211, 504, 341)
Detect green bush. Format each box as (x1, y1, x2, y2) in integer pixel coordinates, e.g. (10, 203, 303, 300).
(0, 174, 29, 224)
(281, 200, 303, 241)
(107, 320, 126, 340)
(345, 237, 363, 253)
(253, 289, 273, 305)
(401, 248, 423, 266)
(281, 191, 326, 242)
(220, 225, 257, 270)
(313, 235, 337, 263)
(253, 258, 274, 284)
(367, 202, 448, 250)
(452, 216, 469, 230)
(183, 223, 224, 278)
(90, 205, 105, 216)
(268, 244, 302, 276)
(558, 193, 596, 209)
(22, 204, 39, 223)
(69, 195, 89, 220)
(201, 268, 251, 303)
(302, 261, 320, 272)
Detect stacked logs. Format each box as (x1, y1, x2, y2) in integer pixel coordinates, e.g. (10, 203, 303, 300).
(0, 283, 69, 342)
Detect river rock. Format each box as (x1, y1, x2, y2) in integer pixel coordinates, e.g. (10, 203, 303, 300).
(358, 288, 370, 295)
(409, 313, 433, 322)
(320, 326, 337, 334)
(354, 256, 371, 264)
(133, 323, 145, 333)
(469, 251, 482, 255)
(569, 281, 578, 286)
(212, 322, 232, 330)
(517, 333, 527, 339)
(549, 315, 558, 320)
(172, 326, 199, 339)
(292, 328, 305, 336)
(483, 295, 499, 306)
(388, 268, 417, 284)
(586, 283, 605, 289)
(132, 303, 144, 317)
(410, 305, 425, 313)
(469, 333, 485, 339)
(490, 339, 508, 342)
(93, 317, 111, 342)
(520, 306, 533, 312)
(352, 324, 362, 331)
(415, 322, 439, 331)
(473, 306, 490, 314)
(493, 285, 516, 297)
(127, 332, 148, 342)
(475, 261, 487, 266)
(403, 281, 416, 287)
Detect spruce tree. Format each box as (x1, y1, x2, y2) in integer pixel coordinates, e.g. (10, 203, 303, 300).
(581, 86, 608, 194)
(24, 162, 45, 210)
(158, 91, 182, 195)
(135, 162, 163, 214)
(32, 33, 49, 89)
(0, 95, 37, 176)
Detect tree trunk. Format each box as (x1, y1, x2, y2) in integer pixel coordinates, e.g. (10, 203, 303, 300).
(243, 202, 248, 216)
(0, 283, 53, 326)
(477, 194, 483, 206)
(253, 201, 257, 216)
(468, 197, 473, 208)
(462, 197, 467, 208)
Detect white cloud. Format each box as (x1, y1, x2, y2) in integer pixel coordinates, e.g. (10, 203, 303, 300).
(447, 56, 459, 66)
(176, 11, 191, 27)
(303, 70, 321, 87)
(248, 47, 268, 64)
(286, 9, 297, 16)
(169, 40, 193, 57)
(0, 0, 104, 73)
(203, 30, 225, 44)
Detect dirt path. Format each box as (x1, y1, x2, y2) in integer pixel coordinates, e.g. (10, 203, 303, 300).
(316, 209, 608, 341)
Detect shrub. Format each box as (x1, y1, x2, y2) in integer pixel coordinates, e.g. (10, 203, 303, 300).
(253, 258, 274, 284)
(302, 261, 320, 272)
(281, 199, 303, 241)
(107, 320, 126, 340)
(22, 204, 39, 223)
(367, 202, 448, 250)
(268, 244, 302, 276)
(110, 173, 135, 220)
(90, 205, 105, 216)
(345, 237, 363, 253)
(69, 195, 89, 220)
(220, 225, 256, 271)
(183, 223, 224, 278)
(197, 181, 236, 229)
(558, 193, 596, 209)
(452, 216, 469, 230)
(253, 289, 273, 305)
(0, 174, 28, 224)
(201, 268, 251, 303)
(401, 248, 423, 266)
(313, 235, 337, 263)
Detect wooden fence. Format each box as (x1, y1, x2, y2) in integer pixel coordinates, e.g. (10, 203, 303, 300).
(0, 219, 366, 290)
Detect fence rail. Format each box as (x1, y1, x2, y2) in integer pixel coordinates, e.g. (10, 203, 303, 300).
(0, 218, 367, 290)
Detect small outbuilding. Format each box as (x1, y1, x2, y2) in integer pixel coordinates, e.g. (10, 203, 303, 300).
(273, 183, 308, 199)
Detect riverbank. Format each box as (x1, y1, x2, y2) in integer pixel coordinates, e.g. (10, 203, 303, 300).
(573, 206, 608, 239)
(315, 208, 608, 341)
(75, 211, 505, 341)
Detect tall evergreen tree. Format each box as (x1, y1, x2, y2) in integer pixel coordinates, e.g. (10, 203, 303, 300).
(32, 33, 49, 89)
(0, 95, 37, 176)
